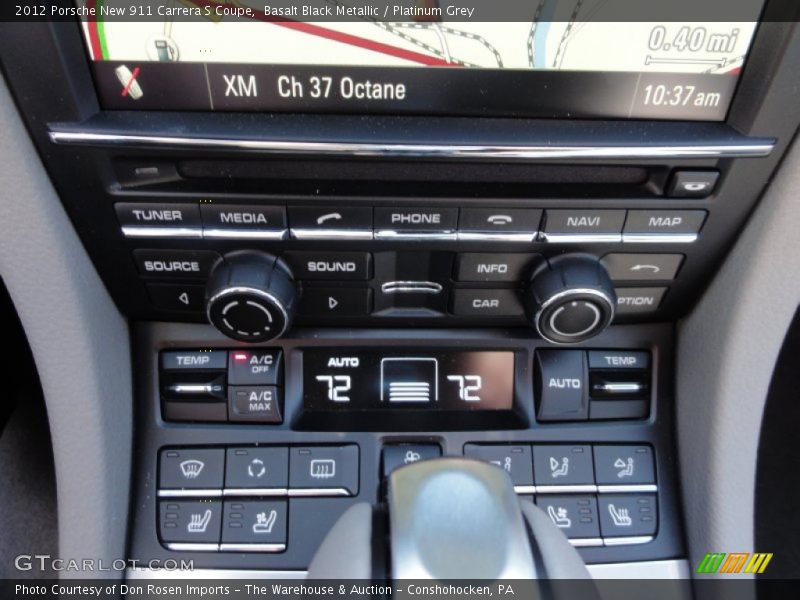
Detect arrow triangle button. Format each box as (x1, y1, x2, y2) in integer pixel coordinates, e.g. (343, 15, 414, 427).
(328, 296, 339, 310)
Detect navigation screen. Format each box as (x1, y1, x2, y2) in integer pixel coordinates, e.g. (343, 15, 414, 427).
(77, 0, 764, 120)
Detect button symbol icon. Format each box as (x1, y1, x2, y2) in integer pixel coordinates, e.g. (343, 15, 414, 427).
(179, 459, 205, 479)
(115, 65, 143, 100)
(178, 292, 190, 306)
(252, 510, 277, 534)
(310, 459, 336, 479)
(682, 182, 710, 192)
(549, 456, 569, 478)
(547, 506, 572, 528)
(630, 264, 661, 273)
(614, 457, 635, 478)
(381, 357, 439, 403)
(317, 212, 343, 225)
(487, 214, 513, 225)
(247, 458, 266, 479)
(608, 504, 633, 527)
(187, 509, 212, 533)
(490, 457, 513, 472)
(403, 450, 422, 464)
(328, 296, 338, 310)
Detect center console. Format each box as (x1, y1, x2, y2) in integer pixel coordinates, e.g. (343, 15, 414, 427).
(1, 1, 799, 577)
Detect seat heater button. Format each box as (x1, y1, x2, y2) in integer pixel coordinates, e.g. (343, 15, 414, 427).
(221, 500, 287, 545)
(159, 499, 222, 544)
(536, 495, 600, 539)
(597, 494, 658, 537)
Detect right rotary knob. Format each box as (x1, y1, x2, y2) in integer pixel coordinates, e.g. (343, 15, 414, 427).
(524, 254, 617, 344)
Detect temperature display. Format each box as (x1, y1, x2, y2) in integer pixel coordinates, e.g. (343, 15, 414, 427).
(303, 350, 515, 411)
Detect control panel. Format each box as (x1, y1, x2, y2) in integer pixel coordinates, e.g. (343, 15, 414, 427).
(122, 202, 705, 336)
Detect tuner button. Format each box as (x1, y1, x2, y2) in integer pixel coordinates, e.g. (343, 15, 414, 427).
(525, 255, 616, 344)
(205, 251, 297, 343)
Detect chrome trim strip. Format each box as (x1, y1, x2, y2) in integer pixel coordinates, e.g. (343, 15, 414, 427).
(593, 382, 644, 393)
(603, 535, 655, 546)
(290, 228, 374, 241)
(597, 484, 659, 493)
(623, 233, 699, 244)
(374, 230, 457, 241)
(126, 559, 691, 580)
(168, 384, 220, 394)
(535, 484, 598, 494)
(203, 228, 287, 240)
(219, 543, 287, 553)
(126, 568, 308, 580)
(569, 538, 604, 548)
(164, 543, 219, 552)
(157, 489, 223, 498)
(121, 226, 203, 239)
(286, 487, 351, 497)
(222, 488, 289, 497)
(513, 485, 537, 495)
(381, 281, 443, 294)
(542, 233, 623, 244)
(588, 559, 690, 579)
(456, 231, 537, 243)
(49, 131, 775, 160)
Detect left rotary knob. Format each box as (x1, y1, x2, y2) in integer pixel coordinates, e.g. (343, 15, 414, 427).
(205, 251, 298, 343)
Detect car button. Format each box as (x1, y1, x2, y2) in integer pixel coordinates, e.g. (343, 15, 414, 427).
(535, 350, 587, 422)
(284, 251, 372, 281)
(228, 350, 283, 386)
(623, 210, 706, 241)
(133, 249, 220, 279)
(463, 444, 533, 487)
(201, 204, 286, 238)
(228, 386, 283, 423)
(536, 495, 600, 540)
(289, 206, 372, 240)
(159, 499, 222, 544)
(289, 446, 359, 496)
(601, 254, 683, 281)
(667, 170, 719, 198)
(451, 289, 524, 317)
(543, 210, 626, 241)
(597, 494, 658, 537)
(593, 446, 655, 486)
(615, 288, 667, 314)
(383, 444, 441, 478)
(159, 448, 225, 490)
(225, 447, 289, 491)
(454, 253, 541, 282)
(533, 445, 594, 488)
(116, 202, 201, 237)
(221, 500, 287, 548)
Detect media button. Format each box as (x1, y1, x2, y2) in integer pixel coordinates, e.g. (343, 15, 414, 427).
(133, 249, 221, 279)
(543, 210, 626, 242)
(285, 251, 372, 281)
(201, 204, 286, 239)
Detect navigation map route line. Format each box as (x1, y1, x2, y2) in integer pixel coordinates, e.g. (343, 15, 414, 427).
(187, 0, 456, 66)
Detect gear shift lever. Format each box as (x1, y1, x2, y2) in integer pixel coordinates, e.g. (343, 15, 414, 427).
(308, 457, 598, 584)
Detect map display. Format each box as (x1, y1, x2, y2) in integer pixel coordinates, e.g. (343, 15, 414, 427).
(76, 0, 765, 120)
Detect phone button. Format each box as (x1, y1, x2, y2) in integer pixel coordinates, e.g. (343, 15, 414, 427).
(288, 206, 372, 240)
(459, 208, 543, 235)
